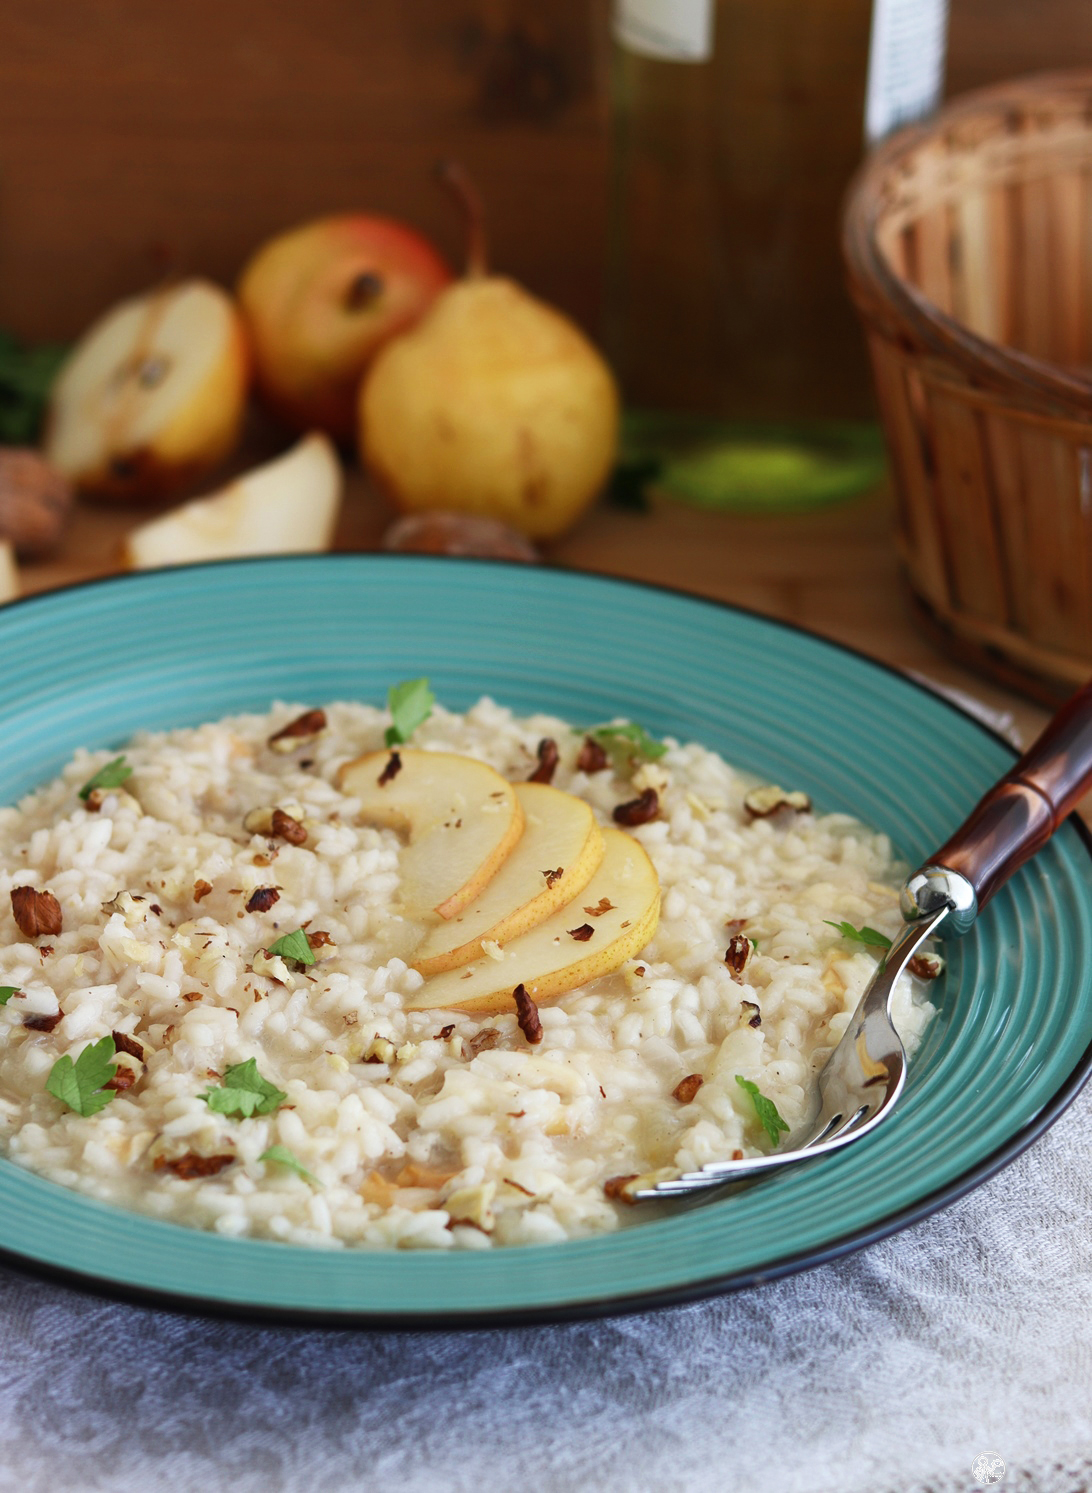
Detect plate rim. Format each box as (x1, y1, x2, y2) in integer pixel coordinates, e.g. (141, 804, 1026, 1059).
(1, 553, 1089, 1327)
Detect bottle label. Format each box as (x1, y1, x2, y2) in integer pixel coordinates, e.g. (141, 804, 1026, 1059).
(865, 0, 949, 143)
(613, 0, 715, 63)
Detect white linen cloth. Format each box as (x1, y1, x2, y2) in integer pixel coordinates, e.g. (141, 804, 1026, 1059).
(0, 677, 1086, 1493)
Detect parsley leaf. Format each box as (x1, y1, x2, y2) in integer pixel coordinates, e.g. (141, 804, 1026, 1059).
(824, 919, 892, 950)
(79, 755, 133, 801)
(385, 677, 435, 747)
(46, 1036, 117, 1116)
(735, 1075, 790, 1147)
(581, 721, 667, 763)
(0, 986, 20, 1006)
(266, 929, 316, 966)
(0, 329, 68, 444)
(203, 1058, 286, 1118)
(260, 1145, 319, 1185)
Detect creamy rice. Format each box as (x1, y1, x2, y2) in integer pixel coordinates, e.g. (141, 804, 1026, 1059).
(0, 698, 934, 1249)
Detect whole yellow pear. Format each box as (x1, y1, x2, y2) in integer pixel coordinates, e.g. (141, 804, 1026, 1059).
(359, 276, 620, 540)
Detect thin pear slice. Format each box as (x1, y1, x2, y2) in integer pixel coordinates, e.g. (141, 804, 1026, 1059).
(406, 826, 660, 1013)
(411, 783, 604, 977)
(122, 433, 342, 569)
(337, 748, 524, 919)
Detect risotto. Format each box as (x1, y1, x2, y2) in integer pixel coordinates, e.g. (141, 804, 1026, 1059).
(0, 696, 935, 1250)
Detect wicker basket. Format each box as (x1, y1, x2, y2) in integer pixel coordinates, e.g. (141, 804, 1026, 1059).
(844, 71, 1092, 704)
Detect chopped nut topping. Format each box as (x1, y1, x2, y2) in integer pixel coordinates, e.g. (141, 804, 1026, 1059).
(362, 1036, 397, 1064)
(252, 950, 293, 986)
(112, 1031, 144, 1061)
(464, 1028, 500, 1059)
(741, 1000, 762, 1028)
(268, 708, 327, 753)
(306, 930, 335, 953)
(503, 1177, 536, 1197)
(725, 934, 753, 982)
(23, 1011, 62, 1033)
(84, 788, 106, 812)
(245, 887, 280, 914)
(612, 788, 659, 827)
(528, 737, 559, 784)
(513, 982, 543, 1044)
(444, 1181, 496, 1233)
(584, 898, 614, 917)
(725, 917, 748, 935)
(672, 1073, 704, 1104)
(576, 736, 609, 774)
(105, 1064, 137, 1091)
(438, 1024, 455, 1040)
(481, 938, 504, 961)
(568, 923, 594, 942)
(181, 991, 203, 1003)
(603, 1174, 640, 1204)
(101, 891, 148, 926)
(270, 808, 307, 845)
(743, 785, 812, 819)
(38, 946, 53, 960)
(10, 886, 62, 940)
(631, 761, 670, 797)
(193, 880, 213, 903)
(908, 952, 945, 980)
(542, 867, 564, 888)
(154, 1152, 234, 1180)
(378, 751, 402, 786)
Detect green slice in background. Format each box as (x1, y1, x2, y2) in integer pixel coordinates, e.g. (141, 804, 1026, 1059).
(613, 409, 887, 515)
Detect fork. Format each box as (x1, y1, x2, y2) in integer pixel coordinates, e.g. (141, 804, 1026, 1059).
(634, 675, 1092, 1202)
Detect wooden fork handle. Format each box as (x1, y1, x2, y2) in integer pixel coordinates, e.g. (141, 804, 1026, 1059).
(931, 676, 1092, 910)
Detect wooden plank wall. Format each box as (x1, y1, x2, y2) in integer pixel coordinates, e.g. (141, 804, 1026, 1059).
(0, 0, 1089, 344)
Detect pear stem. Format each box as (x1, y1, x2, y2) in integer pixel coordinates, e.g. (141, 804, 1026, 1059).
(437, 160, 489, 279)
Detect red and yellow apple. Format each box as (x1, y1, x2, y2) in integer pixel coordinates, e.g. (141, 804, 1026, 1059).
(238, 215, 452, 440)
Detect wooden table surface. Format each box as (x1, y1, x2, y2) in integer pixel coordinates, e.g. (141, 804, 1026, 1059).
(19, 458, 1051, 754)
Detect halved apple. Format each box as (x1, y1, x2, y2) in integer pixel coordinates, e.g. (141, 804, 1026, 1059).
(405, 826, 660, 1013)
(337, 749, 524, 919)
(411, 783, 604, 977)
(121, 432, 342, 569)
(45, 279, 249, 502)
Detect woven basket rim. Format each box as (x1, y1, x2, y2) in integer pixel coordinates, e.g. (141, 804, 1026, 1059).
(843, 69, 1092, 418)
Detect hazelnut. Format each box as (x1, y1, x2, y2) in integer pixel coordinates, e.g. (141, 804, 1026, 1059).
(0, 449, 73, 559)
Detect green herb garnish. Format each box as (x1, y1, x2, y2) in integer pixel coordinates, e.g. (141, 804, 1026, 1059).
(824, 920, 892, 950)
(581, 721, 667, 763)
(203, 1058, 286, 1118)
(0, 986, 20, 1006)
(385, 677, 435, 747)
(0, 329, 68, 444)
(78, 756, 132, 802)
(259, 1144, 319, 1185)
(46, 1036, 117, 1117)
(266, 929, 316, 966)
(735, 1075, 790, 1147)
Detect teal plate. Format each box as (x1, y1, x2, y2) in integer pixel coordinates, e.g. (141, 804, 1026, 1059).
(1, 556, 1090, 1325)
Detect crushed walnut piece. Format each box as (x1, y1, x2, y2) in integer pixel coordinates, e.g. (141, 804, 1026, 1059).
(193, 880, 213, 903)
(584, 897, 614, 917)
(612, 788, 659, 827)
(568, 923, 594, 942)
(105, 1064, 138, 1092)
(437, 1023, 455, 1040)
(10, 886, 62, 939)
(528, 737, 559, 784)
(23, 1011, 63, 1033)
(378, 750, 402, 786)
(267, 708, 327, 754)
(444, 1181, 496, 1233)
(464, 1028, 500, 1059)
(743, 785, 812, 819)
(271, 807, 307, 845)
(362, 1036, 396, 1064)
(725, 934, 753, 982)
(513, 983, 543, 1044)
(672, 1073, 704, 1104)
(740, 1000, 762, 1028)
(908, 952, 945, 980)
(154, 1152, 235, 1180)
(542, 867, 564, 888)
(576, 736, 609, 774)
(306, 930, 335, 954)
(245, 887, 280, 914)
(112, 1030, 144, 1061)
(604, 1174, 640, 1204)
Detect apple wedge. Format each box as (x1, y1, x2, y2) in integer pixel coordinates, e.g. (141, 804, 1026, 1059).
(337, 749, 524, 919)
(411, 783, 604, 977)
(405, 826, 660, 1013)
(45, 279, 249, 502)
(122, 433, 342, 569)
